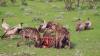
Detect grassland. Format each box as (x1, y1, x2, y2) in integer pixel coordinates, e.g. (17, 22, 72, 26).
(0, 0, 100, 56)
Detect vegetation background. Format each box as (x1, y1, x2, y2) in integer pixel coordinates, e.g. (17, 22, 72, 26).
(0, 0, 100, 56)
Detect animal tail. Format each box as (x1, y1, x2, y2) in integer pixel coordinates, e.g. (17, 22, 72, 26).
(0, 32, 7, 39)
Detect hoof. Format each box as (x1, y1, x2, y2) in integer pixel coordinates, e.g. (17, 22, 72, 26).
(68, 46, 73, 49)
